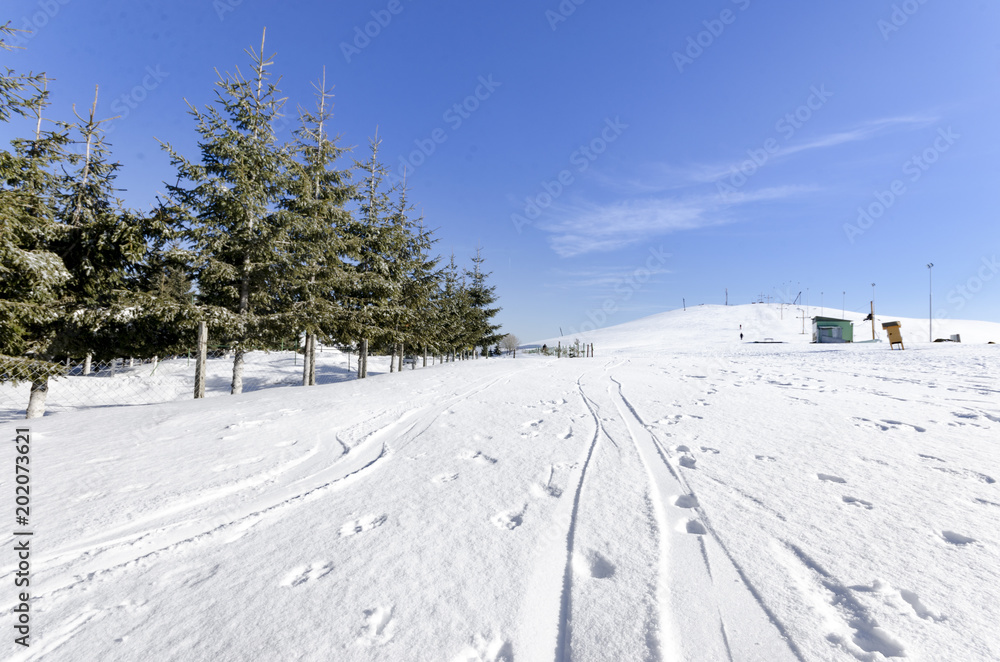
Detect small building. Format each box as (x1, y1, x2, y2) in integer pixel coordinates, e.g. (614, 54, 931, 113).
(812, 316, 854, 343)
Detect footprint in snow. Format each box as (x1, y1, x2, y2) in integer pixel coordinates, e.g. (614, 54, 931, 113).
(572, 548, 616, 579)
(280, 562, 334, 587)
(459, 450, 498, 465)
(491, 505, 526, 530)
(684, 518, 707, 535)
(679, 456, 697, 469)
(941, 530, 976, 546)
(431, 472, 459, 484)
(755, 455, 777, 462)
(356, 606, 394, 647)
(899, 589, 947, 622)
(818, 473, 846, 484)
(451, 634, 514, 662)
(842, 496, 874, 510)
(674, 494, 699, 508)
(700, 446, 720, 454)
(340, 514, 387, 537)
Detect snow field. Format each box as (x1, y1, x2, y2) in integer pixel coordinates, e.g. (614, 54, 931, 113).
(1, 303, 998, 661)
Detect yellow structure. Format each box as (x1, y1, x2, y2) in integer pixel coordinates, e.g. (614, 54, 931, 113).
(882, 321, 904, 350)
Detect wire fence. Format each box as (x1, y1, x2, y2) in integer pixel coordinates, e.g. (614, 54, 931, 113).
(0, 347, 365, 423)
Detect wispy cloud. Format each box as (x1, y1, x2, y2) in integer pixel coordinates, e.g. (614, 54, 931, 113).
(598, 115, 939, 194)
(541, 186, 810, 258)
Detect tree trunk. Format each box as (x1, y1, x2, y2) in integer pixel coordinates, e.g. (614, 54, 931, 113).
(390, 343, 397, 373)
(194, 321, 207, 399)
(231, 347, 245, 394)
(26, 378, 49, 419)
(423, 346, 427, 368)
(359, 338, 368, 379)
(398, 342, 404, 372)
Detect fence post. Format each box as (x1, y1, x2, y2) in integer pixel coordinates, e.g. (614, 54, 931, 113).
(302, 332, 311, 386)
(308, 334, 316, 385)
(194, 321, 207, 399)
(83, 353, 92, 375)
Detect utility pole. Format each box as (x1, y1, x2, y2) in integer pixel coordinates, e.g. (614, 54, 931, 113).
(725, 288, 728, 306)
(842, 291, 845, 318)
(683, 298, 686, 311)
(927, 263, 934, 342)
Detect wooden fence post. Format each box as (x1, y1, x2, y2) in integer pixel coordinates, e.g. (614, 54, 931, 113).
(194, 321, 207, 399)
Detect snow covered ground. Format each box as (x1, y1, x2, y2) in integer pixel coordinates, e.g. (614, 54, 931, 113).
(2, 304, 998, 661)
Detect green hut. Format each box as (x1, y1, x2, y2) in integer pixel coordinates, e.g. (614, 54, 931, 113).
(812, 316, 854, 343)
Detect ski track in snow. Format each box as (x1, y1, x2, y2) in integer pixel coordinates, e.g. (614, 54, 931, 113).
(4, 311, 999, 661)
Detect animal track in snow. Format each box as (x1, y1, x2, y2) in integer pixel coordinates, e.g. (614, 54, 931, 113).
(280, 562, 335, 587)
(684, 519, 707, 535)
(573, 548, 616, 579)
(340, 514, 388, 537)
(930, 466, 995, 484)
(451, 634, 514, 662)
(818, 473, 847, 484)
(842, 496, 874, 510)
(941, 530, 976, 546)
(899, 589, 946, 622)
(674, 494, 699, 508)
(700, 446, 720, 454)
(356, 606, 395, 647)
(458, 450, 498, 465)
(755, 455, 777, 462)
(491, 505, 526, 530)
(431, 472, 459, 484)
(880, 419, 926, 433)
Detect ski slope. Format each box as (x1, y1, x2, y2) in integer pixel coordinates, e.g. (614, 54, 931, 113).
(1, 304, 998, 661)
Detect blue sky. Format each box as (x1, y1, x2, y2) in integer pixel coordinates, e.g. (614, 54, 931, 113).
(4, 0, 999, 341)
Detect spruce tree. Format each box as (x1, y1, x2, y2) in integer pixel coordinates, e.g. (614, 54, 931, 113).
(161, 31, 299, 394)
(282, 68, 354, 354)
(464, 246, 503, 356)
(0, 31, 71, 405)
(340, 132, 400, 376)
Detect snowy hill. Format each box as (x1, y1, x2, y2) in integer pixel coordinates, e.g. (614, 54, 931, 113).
(541, 303, 1000, 352)
(1, 307, 998, 661)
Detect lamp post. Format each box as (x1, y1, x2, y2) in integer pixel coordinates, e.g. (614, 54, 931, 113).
(927, 263, 934, 342)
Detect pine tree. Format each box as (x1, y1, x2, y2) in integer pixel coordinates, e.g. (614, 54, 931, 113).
(437, 253, 472, 361)
(340, 132, 400, 376)
(161, 31, 300, 394)
(282, 68, 354, 353)
(464, 246, 503, 356)
(0, 31, 72, 402)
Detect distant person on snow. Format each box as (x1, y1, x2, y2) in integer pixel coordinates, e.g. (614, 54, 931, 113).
(740, 333, 743, 341)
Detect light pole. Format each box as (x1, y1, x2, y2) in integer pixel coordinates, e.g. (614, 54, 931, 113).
(927, 263, 934, 342)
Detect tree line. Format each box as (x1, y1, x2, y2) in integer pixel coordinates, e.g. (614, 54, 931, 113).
(1, 26, 504, 417)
